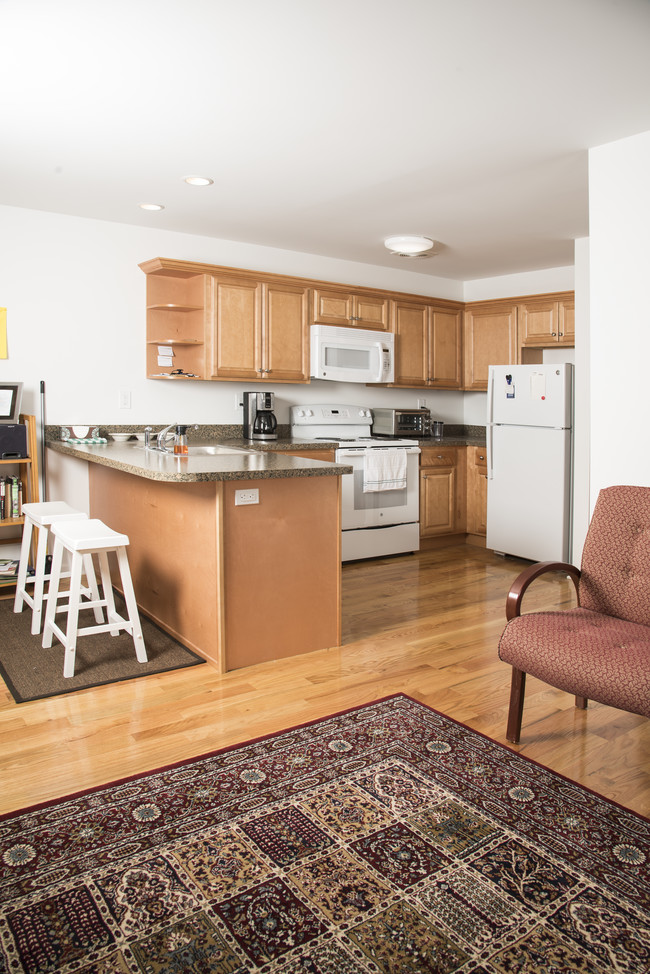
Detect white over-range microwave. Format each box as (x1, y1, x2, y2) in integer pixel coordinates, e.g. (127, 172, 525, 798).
(310, 325, 394, 384)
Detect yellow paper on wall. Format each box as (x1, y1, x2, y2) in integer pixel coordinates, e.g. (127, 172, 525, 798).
(0, 308, 6, 358)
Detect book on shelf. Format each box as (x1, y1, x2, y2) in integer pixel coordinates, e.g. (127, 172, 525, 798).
(1, 476, 22, 519)
(0, 559, 19, 577)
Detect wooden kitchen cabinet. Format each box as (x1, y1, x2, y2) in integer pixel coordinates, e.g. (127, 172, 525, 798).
(463, 301, 518, 390)
(419, 446, 465, 538)
(311, 287, 390, 331)
(391, 299, 462, 389)
(518, 293, 575, 347)
(466, 446, 488, 539)
(212, 277, 310, 383)
(141, 259, 211, 379)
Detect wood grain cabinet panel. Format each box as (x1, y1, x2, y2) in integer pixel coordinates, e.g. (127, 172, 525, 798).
(463, 302, 518, 390)
(212, 278, 309, 383)
(419, 446, 465, 537)
(518, 293, 575, 348)
(466, 446, 488, 537)
(391, 300, 462, 389)
(312, 288, 390, 330)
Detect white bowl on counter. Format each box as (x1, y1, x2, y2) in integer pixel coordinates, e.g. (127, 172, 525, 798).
(109, 433, 134, 442)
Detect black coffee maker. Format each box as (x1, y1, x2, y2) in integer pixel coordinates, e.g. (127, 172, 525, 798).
(243, 391, 278, 441)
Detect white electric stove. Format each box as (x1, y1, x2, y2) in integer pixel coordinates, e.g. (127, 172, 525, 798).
(290, 404, 420, 561)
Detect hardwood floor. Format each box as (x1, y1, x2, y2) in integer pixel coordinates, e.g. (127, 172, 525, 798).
(1, 545, 648, 817)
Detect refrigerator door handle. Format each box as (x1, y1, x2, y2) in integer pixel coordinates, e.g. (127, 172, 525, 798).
(487, 367, 495, 426)
(486, 424, 494, 480)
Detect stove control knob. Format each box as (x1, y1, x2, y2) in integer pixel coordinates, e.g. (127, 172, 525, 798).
(306, 409, 314, 417)
(296, 409, 306, 418)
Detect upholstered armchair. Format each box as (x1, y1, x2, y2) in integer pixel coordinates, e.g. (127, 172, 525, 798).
(498, 485, 650, 744)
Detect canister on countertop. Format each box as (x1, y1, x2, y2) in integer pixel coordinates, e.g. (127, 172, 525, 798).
(431, 421, 444, 439)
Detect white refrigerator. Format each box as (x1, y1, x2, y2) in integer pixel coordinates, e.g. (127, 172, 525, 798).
(486, 363, 573, 562)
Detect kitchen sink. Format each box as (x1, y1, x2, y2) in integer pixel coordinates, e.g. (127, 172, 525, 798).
(132, 443, 249, 456)
(187, 445, 249, 456)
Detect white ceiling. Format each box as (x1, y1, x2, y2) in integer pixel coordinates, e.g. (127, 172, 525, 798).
(2, 0, 650, 281)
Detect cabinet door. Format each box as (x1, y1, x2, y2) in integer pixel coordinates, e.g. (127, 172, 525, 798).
(311, 288, 389, 330)
(392, 299, 429, 386)
(466, 446, 488, 536)
(263, 282, 310, 382)
(558, 299, 575, 345)
(353, 294, 390, 330)
(420, 466, 456, 535)
(463, 303, 517, 390)
(519, 299, 559, 345)
(311, 288, 355, 326)
(429, 309, 462, 389)
(211, 278, 262, 380)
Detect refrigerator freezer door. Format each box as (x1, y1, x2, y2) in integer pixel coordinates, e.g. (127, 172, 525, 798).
(486, 424, 572, 562)
(488, 364, 573, 428)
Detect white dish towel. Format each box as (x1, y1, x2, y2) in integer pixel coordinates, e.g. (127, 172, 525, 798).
(363, 448, 408, 492)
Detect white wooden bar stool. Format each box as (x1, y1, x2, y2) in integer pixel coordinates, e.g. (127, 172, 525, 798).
(13, 501, 102, 635)
(42, 518, 147, 678)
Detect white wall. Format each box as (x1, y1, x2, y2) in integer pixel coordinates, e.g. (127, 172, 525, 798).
(0, 205, 465, 428)
(588, 130, 650, 504)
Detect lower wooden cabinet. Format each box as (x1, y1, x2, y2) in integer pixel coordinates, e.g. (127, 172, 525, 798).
(419, 445, 486, 542)
(466, 446, 488, 537)
(419, 446, 466, 537)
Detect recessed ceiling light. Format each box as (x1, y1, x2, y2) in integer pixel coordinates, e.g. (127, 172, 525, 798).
(184, 176, 214, 186)
(384, 235, 435, 258)
(139, 202, 165, 211)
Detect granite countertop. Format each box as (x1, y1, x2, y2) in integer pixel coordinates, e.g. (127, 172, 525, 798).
(46, 424, 486, 483)
(46, 439, 353, 483)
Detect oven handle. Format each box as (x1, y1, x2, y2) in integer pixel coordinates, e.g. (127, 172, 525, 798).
(336, 447, 421, 458)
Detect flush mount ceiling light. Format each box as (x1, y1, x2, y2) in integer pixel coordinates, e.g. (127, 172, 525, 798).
(139, 202, 165, 211)
(184, 175, 214, 186)
(384, 235, 435, 258)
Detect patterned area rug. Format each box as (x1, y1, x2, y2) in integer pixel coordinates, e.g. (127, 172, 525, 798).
(1, 695, 648, 973)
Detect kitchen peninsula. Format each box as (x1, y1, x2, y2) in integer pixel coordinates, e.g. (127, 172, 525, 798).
(47, 438, 350, 672)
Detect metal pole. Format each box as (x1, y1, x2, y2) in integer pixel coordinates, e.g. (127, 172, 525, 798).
(40, 380, 47, 502)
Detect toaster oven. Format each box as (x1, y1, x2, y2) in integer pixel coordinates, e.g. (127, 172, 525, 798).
(371, 407, 431, 438)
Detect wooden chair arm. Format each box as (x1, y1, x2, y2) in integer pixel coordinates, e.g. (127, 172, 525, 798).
(505, 561, 581, 621)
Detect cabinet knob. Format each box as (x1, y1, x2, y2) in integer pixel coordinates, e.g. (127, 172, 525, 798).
(551, 332, 557, 336)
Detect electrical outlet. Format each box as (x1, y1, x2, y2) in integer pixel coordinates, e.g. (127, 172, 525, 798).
(119, 389, 132, 409)
(417, 397, 427, 408)
(234, 393, 242, 412)
(235, 488, 259, 506)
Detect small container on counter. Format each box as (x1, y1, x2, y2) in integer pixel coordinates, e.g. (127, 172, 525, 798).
(174, 425, 189, 455)
(431, 421, 444, 439)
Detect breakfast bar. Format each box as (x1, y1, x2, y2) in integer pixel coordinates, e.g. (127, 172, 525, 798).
(47, 439, 350, 672)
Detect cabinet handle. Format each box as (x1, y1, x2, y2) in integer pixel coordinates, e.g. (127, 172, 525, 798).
(478, 455, 485, 461)
(559, 332, 564, 337)
(551, 332, 557, 336)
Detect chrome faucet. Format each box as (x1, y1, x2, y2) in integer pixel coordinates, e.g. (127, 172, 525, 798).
(156, 422, 178, 453)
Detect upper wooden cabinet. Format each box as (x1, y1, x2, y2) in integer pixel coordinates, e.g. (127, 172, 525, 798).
(141, 258, 573, 389)
(518, 293, 575, 347)
(141, 260, 212, 380)
(463, 302, 518, 391)
(211, 277, 309, 383)
(311, 287, 390, 331)
(140, 258, 309, 384)
(391, 299, 462, 389)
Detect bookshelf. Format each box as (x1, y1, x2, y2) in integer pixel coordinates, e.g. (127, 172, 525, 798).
(0, 414, 39, 598)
